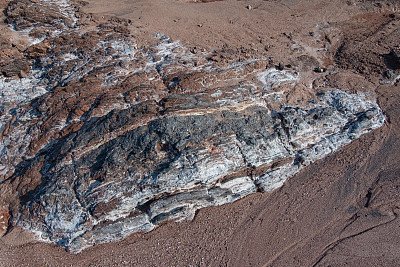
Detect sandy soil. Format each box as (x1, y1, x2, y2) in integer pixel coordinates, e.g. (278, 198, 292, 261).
(1, 0, 400, 266)
(82, 0, 373, 64)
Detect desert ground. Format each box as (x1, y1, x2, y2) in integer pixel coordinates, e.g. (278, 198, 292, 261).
(1, 0, 400, 266)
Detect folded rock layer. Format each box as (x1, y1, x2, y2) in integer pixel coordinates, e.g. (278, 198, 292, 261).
(0, 0, 384, 252)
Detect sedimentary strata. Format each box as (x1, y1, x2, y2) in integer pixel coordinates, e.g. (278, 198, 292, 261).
(0, 0, 384, 252)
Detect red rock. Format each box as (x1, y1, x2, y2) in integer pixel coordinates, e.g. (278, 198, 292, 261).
(0, 207, 10, 237)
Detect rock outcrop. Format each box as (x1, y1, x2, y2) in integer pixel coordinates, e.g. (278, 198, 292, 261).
(0, 0, 384, 253)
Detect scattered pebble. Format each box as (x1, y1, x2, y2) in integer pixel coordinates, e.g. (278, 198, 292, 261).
(314, 67, 326, 73)
(383, 69, 395, 79)
(246, 5, 252, 10)
(19, 70, 27, 78)
(190, 47, 197, 54)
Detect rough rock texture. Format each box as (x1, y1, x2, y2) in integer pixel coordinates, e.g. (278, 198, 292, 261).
(0, 0, 386, 253)
(0, 206, 10, 237)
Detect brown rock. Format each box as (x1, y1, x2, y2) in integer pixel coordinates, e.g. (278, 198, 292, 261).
(25, 42, 51, 59)
(18, 70, 27, 78)
(0, 207, 10, 237)
(2, 58, 30, 77)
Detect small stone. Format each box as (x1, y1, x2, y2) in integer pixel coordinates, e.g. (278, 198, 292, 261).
(383, 69, 395, 79)
(19, 70, 27, 78)
(314, 67, 326, 73)
(277, 62, 285, 71)
(246, 5, 252, 10)
(190, 47, 197, 54)
(209, 55, 220, 62)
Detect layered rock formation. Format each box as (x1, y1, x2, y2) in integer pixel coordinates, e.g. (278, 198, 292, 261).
(0, 0, 384, 252)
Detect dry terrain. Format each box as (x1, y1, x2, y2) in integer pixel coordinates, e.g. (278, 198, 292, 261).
(1, 0, 400, 266)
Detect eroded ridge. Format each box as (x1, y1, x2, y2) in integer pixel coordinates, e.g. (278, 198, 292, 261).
(0, 0, 384, 252)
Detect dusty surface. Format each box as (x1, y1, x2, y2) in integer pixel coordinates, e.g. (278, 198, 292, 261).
(1, 0, 400, 266)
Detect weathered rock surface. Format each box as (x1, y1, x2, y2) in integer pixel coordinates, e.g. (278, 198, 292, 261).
(0, 206, 10, 237)
(0, 0, 385, 253)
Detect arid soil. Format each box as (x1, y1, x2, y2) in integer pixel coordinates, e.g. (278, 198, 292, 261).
(1, 0, 400, 266)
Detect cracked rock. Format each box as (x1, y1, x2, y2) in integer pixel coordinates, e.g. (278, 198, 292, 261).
(0, 0, 385, 253)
